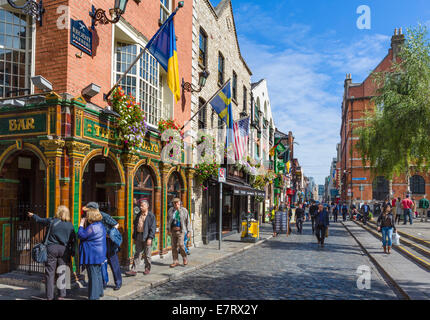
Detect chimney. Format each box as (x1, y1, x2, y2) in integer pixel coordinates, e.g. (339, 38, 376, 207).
(391, 27, 405, 61)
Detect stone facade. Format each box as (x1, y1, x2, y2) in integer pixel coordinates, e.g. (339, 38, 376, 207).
(187, 0, 252, 245)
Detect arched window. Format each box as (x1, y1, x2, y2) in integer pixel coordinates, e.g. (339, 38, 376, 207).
(372, 176, 389, 201)
(167, 172, 182, 210)
(410, 175, 425, 195)
(133, 166, 155, 212)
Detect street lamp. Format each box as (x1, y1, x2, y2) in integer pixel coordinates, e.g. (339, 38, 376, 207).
(6, 0, 45, 26)
(182, 70, 210, 93)
(90, 0, 129, 29)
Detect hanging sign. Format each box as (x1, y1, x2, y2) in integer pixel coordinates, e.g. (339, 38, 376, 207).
(71, 19, 93, 56)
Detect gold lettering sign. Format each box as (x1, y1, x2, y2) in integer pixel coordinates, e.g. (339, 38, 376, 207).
(8, 118, 36, 132)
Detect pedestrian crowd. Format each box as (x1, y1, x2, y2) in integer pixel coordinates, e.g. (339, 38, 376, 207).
(269, 193, 429, 254)
(27, 197, 192, 300)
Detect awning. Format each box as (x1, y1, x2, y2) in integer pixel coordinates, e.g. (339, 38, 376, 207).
(222, 180, 266, 197)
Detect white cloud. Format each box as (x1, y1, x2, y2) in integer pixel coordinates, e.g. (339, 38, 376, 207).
(235, 18, 391, 184)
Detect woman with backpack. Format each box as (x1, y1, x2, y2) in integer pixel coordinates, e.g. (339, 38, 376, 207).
(377, 204, 397, 254)
(28, 206, 76, 300)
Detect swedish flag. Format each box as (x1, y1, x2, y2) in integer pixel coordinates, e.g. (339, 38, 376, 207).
(209, 80, 234, 146)
(146, 12, 180, 102)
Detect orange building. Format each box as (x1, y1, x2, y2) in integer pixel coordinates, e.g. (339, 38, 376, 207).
(339, 28, 429, 205)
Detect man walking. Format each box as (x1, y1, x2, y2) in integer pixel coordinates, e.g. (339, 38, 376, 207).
(295, 203, 305, 234)
(418, 195, 429, 223)
(309, 201, 318, 234)
(332, 203, 339, 222)
(361, 202, 370, 225)
(315, 204, 330, 248)
(126, 199, 156, 276)
(167, 198, 192, 268)
(341, 203, 348, 222)
(82, 202, 122, 291)
(401, 194, 414, 225)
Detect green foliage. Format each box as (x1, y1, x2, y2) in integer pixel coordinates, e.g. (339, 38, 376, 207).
(111, 87, 147, 152)
(355, 25, 430, 179)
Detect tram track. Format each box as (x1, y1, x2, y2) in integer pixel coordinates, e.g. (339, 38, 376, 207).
(355, 219, 430, 272)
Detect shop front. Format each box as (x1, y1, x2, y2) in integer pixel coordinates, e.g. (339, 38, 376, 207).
(0, 95, 193, 275)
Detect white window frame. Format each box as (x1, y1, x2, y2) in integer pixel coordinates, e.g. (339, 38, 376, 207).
(160, 0, 171, 24)
(112, 21, 174, 129)
(0, 6, 36, 98)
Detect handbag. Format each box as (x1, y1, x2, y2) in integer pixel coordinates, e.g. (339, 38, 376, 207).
(325, 227, 329, 238)
(31, 219, 59, 263)
(393, 232, 400, 246)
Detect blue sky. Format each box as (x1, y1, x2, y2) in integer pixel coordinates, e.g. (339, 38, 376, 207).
(213, 0, 430, 184)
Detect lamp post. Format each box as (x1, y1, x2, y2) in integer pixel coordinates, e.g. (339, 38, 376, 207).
(6, 0, 44, 26)
(90, 0, 129, 29)
(182, 70, 210, 93)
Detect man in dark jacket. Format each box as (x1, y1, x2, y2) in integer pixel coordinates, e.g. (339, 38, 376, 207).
(361, 202, 370, 225)
(126, 199, 156, 276)
(341, 203, 348, 221)
(315, 204, 330, 247)
(82, 202, 122, 291)
(295, 203, 305, 234)
(309, 201, 318, 234)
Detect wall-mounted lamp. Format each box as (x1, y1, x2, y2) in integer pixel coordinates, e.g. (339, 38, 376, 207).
(90, 0, 129, 30)
(82, 83, 101, 99)
(6, 0, 44, 26)
(182, 70, 210, 93)
(31, 75, 52, 92)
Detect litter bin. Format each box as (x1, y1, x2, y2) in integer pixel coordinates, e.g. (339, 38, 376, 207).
(241, 212, 259, 243)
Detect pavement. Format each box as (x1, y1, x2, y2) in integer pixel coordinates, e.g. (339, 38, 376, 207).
(0, 224, 274, 300)
(393, 219, 430, 242)
(130, 221, 398, 300)
(342, 220, 430, 300)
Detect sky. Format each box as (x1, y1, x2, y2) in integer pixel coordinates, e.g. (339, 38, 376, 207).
(212, 0, 430, 185)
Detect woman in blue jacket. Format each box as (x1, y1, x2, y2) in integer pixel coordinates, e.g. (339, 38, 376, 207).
(78, 208, 106, 300)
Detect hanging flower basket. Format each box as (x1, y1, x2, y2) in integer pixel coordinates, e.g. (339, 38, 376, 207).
(110, 87, 148, 152)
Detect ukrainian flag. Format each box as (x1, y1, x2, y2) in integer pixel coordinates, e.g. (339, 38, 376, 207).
(209, 80, 234, 146)
(146, 12, 180, 102)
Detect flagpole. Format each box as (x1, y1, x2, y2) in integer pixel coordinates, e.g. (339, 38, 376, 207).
(180, 78, 231, 131)
(104, 3, 184, 101)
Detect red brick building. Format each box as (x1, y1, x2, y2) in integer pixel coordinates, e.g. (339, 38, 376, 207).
(339, 28, 429, 205)
(0, 0, 193, 274)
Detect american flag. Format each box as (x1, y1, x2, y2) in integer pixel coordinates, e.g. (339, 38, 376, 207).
(233, 117, 250, 161)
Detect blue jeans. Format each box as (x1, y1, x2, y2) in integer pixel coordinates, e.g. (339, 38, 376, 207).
(381, 227, 393, 247)
(101, 261, 109, 288)
(184, 232, 189, 254)
(403, 209, 413, 224)
(86, 264, 104, 300)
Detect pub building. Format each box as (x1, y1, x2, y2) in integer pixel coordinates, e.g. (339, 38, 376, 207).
(201, 164, 265, 243)
(0, 1, 193, 275)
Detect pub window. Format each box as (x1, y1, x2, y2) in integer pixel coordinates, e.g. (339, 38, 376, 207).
(232, 71, 237, 101)
(160, 0, 171, 24)
(199, 28, 207, 67)
(218, 52, 224, 85)
(243, 86, 247, 111)
(410, 175, 425, 195)
(198, 97, 206, 130)
(133, 166, 155, 213)
(0, 8, 33, 98)
(115, 41, 166, 127)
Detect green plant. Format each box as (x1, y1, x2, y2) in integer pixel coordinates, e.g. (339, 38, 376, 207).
(110, 87, 148, 152)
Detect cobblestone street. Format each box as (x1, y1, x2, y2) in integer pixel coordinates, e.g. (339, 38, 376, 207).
(131, 222, 398, 300)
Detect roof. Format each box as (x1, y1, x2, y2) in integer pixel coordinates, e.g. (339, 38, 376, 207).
(203, 0, 253, 76)
(251, 79, 265, 90)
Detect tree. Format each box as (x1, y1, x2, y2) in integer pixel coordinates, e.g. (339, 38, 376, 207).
(355, 25, 430, 190)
